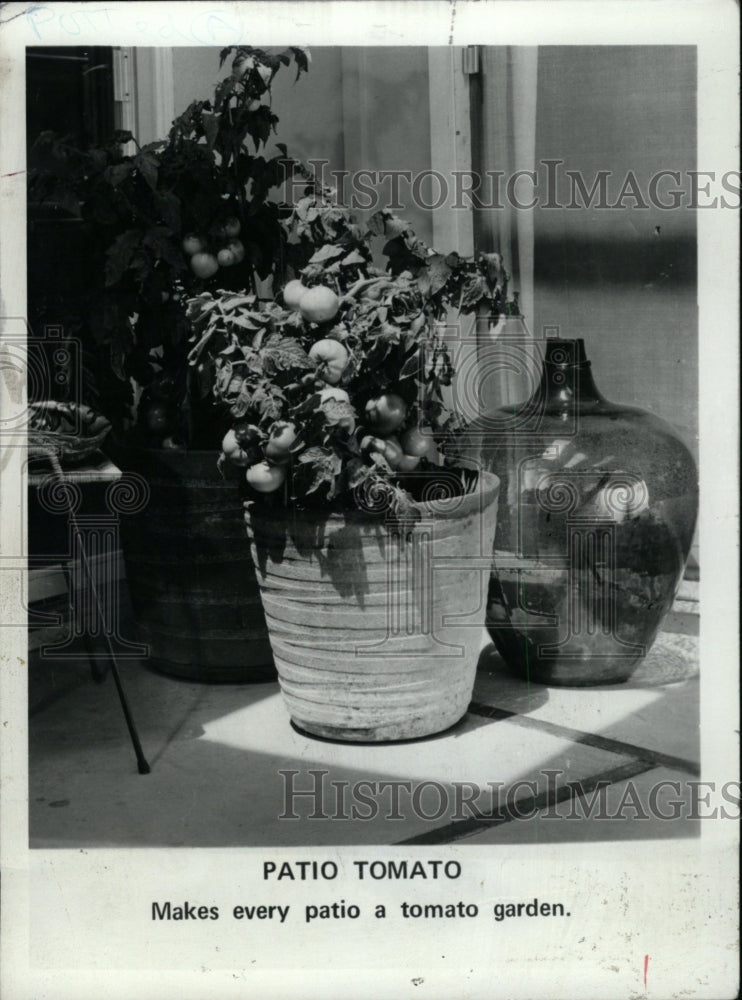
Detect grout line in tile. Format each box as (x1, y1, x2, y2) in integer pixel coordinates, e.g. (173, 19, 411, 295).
(395, 759, 655, 846)
(467, 701, 701, 776)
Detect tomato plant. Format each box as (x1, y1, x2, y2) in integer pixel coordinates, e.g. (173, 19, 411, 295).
(187, 189, 520, 515)
(27, 45, 312, 447)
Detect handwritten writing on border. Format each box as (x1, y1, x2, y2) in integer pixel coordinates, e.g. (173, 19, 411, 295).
(23, 5, 244, 45)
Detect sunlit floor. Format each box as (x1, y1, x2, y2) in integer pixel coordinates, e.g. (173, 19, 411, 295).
(28, 585, 700, 849)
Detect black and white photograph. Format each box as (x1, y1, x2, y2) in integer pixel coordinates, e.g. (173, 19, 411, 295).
(1, 2, 739, 998)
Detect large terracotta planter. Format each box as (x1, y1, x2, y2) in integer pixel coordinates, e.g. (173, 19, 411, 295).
(244, 471, 499, 741)
(117, 447, 273, 682)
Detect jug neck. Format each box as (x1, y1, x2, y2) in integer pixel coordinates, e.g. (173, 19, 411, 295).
(538, 338, 606, 407)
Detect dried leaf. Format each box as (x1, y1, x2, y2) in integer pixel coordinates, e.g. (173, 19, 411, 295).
(399, 349, 422, 380)
(341, 249, 366, 267)
(321, 398, 356, 427)
(309, 243, 344, 264)
(297, 446, 343, 497)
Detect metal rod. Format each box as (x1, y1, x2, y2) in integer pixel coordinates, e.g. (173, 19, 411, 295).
(47, 450, 151, 774)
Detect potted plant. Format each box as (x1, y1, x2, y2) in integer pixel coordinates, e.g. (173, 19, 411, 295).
(186, 201, 501, 740)
(27, 46, 312, 681)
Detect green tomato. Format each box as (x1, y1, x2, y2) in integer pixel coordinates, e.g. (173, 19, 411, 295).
(246, 461, 287, 493)
(309, 339, 349, 385)
(283, 279, 308, 311)
(300, 286, 341, 325)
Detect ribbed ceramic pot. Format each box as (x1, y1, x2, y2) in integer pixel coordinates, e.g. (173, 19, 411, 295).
(457, 339, 698, 686)
(244, 471, 500, 741)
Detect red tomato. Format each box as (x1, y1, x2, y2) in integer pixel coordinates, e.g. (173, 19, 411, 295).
(264, 422, 299, 464)
(381, 437, 404, 469)
(233, 421, 262, 448)
(146, 404, 171, 434)
(399, 426, 435, 458)
(365, 393, 407, 435)
(190, 252, 219, 279)
(222, 428, 253, 467)
(396, 452, 421, 471)
(221, 217, 241, 238)
(360, 434, 386, 454)
(217, 248, 236, 267)
(226, 239, 245, 263)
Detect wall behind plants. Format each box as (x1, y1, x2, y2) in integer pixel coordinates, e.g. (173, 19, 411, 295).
(172, 46, 346, 183)
(532, 46, 697, 451)
(169, 46, 434, 252)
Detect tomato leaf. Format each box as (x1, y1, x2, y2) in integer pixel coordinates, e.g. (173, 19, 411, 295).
(459, 274, 489, 313)
(135, 151, 159, 191)
(261, 336, 313, 374)
(201, 111, 221, 150)
(289, 46, 311, 81)
(104, 161, 135, 187)
(417, 253, 453, 299)
(104, 230, 142, 286)
(366, 211, 388, 236)
(154, 191, 181, 232)
(384, 217, 411, 238)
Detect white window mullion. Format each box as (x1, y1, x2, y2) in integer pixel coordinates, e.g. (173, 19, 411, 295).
(427, 46, 474, 257)
(126, 48, 175, 147)
(112, 47, 136, 153)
